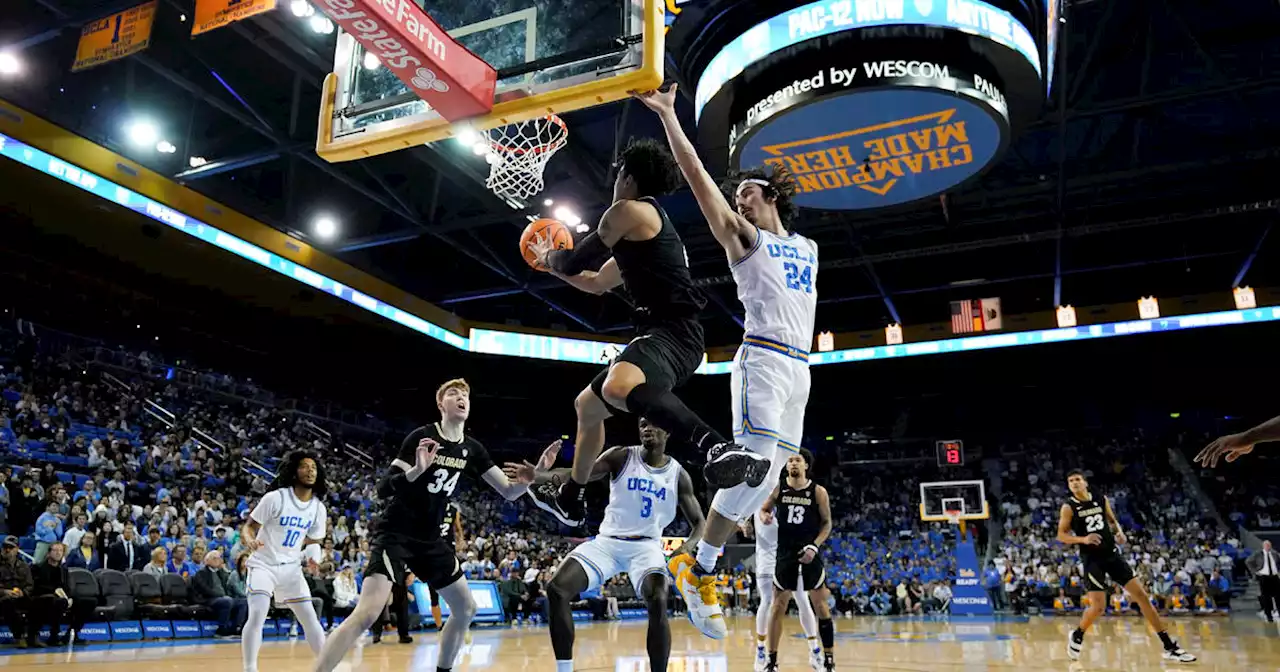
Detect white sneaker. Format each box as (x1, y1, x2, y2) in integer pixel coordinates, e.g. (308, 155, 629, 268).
(754, 647, 768, 672)
(809, 648, 824, 671)
(1162, 645, 1197, 663)
(1066, 631, 1082, 661)
(667, 554, 727, 640)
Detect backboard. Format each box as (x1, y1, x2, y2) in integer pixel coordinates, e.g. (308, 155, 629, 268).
(316, 0, 663, 163)
(919, 479, 989, 523)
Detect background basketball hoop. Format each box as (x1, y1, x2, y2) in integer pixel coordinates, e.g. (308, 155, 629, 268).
(484, 115, 569, 200)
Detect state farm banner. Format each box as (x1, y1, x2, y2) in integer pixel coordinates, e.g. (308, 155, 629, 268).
(317, 0, 497, 121)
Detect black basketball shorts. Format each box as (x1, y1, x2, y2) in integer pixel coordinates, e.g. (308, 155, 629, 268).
(596, 318, 705, 393)
(367, 532, 463, 591)
(774, 551, 826, 592)
(1081, 550, 1135, 591)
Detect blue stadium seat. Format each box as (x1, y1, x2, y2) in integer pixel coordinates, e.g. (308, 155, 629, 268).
(65, 455, 88, 467)
(26, 440, 46, 451)
(18, 537, 35, 553)
(56, 471, 73, 483)
(74, 474, 90, 488)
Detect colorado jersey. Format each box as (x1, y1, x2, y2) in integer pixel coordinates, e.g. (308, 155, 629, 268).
(752, 509, 778, 576)
(1068, 494, 1116, 557)
(247, 488, 326, 567)
(598, 446, 681, 539)
(731, 228, 818, 351)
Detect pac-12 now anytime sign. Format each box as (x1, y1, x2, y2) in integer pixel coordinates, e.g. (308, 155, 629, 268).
(315, 0, 497, 121)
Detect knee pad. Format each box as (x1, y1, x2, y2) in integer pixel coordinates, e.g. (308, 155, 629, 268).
(588, 371, 626, 415)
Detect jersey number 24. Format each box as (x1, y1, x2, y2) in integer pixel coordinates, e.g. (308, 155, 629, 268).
(784, 263, 813, 294)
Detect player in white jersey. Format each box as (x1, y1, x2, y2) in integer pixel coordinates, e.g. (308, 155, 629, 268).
(508, 418, 705, 672)
(742, 507, 823, 672)
(637, 85, 818, 640)
(239, 450, 329, 672)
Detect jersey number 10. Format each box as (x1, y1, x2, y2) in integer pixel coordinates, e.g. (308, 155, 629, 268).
(283, 530, 301, 548)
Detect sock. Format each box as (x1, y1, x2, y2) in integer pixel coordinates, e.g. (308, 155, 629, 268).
(625, 384, 726, 451)
(818, 618, 834, 651)
(557, 661, 574, 672)
(1157, 630, 1174, 649)
(242, 593, 271, 672)
(1072, 628, 1084, 643)
(807, 635, 820, 653)
(695, 540, 721, 573)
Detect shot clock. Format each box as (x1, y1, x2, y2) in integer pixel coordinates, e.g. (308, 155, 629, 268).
(936, 440, 965, 467)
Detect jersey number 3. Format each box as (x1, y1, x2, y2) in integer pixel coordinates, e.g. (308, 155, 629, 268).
(640, 496, 652, 519)
(1084, 514, 1105, 532)
(784, 263, 813, 293)
(427, 469, 461, 495)
(786, 505, 805, 525)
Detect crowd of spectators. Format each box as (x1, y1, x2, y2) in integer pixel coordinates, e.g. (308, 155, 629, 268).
(0, 323, 1273, 650)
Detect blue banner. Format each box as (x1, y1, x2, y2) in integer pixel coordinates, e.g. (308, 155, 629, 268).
(951, 541, 992, 615)
(172, 620, 203, 638)
(77, 622, 112, 641)
(141, 620, 174, 638)
(109, 621, 144, 640)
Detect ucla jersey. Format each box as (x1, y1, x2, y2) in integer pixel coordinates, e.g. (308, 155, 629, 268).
(599, 447, 681, 539)
(247, 488, 326, 567)
(731, 228, 818, 351)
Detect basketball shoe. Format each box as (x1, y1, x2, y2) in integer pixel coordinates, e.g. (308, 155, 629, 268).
(668, 553, 727, 639)
(1161, 643, 1197, 663)
(527, 474, 585, 526)
(704, 442, 771, 489)
(1066, 628, 1083, 661)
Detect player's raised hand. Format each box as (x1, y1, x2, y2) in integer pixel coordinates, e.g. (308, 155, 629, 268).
(632, 84, 678, 115)
(536, 439, 562, 471)
(1084, 533, 1102, 546)
(416, 438, 440, 470)
(528, 232, 554, 271)
(503, 460, 538, 484)
(1195, 432, 1255, 468)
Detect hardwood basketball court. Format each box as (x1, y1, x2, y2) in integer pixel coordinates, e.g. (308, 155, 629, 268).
(1, 614, 1276, 671)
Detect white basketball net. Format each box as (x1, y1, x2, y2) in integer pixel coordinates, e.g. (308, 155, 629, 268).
(485, 115, 568, 200)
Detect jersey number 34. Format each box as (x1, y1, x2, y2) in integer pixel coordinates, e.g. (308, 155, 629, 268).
(784, 263, 813, 294)
(428, 469, 460, 496)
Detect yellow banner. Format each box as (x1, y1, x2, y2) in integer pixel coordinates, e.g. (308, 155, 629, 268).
(72, 1, 157, 72)
(192, 0, 277, 37)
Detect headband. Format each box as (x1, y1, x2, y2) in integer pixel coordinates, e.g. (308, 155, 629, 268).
(736, 178, 771, 195)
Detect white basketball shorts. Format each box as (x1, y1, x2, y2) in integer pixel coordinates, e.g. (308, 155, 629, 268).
(568, 536, 668, 595)
(246, 560, 312, 604)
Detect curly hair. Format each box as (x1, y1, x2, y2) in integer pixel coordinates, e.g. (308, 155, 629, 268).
(618, 137, 682, 197)
(269, 449, 328, 498)
(721, 165, 798, 227)
(798, 447, 814, 471)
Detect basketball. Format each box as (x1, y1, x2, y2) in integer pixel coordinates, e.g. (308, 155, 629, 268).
(520, 218, 573, 271)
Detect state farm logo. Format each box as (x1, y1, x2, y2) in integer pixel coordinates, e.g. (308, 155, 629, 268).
(411, 68, 449, 93)
(761, 108, 973, 199)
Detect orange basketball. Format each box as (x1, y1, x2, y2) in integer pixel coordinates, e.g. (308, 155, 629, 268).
(520, 218, 573, 271)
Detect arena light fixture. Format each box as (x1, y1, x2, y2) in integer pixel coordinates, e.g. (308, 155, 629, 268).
(543, 198, 554, 206)
(309, 15, 333, 34)
(362, 52, 380, 70)
(189, 156, 208, 168)
(156, 140, 177, 154)
(290, 0, 314, 17)
(455, 128, 478, 147)
(313, 215, 338, 240)
(125, 119, 160, 148)
(0, 52, 22, 76)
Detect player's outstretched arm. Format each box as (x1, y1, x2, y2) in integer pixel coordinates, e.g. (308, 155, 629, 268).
(1104, 498, 1127, 545)
(634, 85, 755, 260)
(505, 445, 624, 485)
(1197, 413, 1280, 467)
(547, 257, 624, 296)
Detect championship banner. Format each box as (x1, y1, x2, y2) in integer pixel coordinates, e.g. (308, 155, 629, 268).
(72, 1, 157, 72)
(192, 0, 277, 37)
(951, 541, 993, 615)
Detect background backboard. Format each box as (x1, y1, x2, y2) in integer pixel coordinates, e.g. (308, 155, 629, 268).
(920, 479, 989, 523)
(317, 0, 662, 162)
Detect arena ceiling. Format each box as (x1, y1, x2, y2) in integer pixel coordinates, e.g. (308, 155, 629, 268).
(1, 0, 1279, 349)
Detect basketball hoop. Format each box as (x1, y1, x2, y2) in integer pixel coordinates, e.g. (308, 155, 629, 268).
(944, 509, 964, 526)
(484, 115, 569, 200)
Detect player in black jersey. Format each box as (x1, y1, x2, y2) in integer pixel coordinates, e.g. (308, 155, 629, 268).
(311, 379, 559, 672)
(427, 502, 465, 630)
(1058, 469, 1196, 664)
(527, 138, 770, 527)
(761, 449, 836, 672)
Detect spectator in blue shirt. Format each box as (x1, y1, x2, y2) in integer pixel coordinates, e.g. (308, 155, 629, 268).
(76, 480, 101, 508)
(33, 500, 63, 564)
(984, 562, 1006, 611)
(167, 544, 199, 578)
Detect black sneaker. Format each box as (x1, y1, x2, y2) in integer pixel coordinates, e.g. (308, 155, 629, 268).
(1066, 629, 1083, 661)
(527, 476, 584, 526)
(398, 635, 414, 644)
(704, 443, 770, 489)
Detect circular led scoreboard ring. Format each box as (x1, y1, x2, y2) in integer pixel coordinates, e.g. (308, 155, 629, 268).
(686, 0, 1051, 212)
